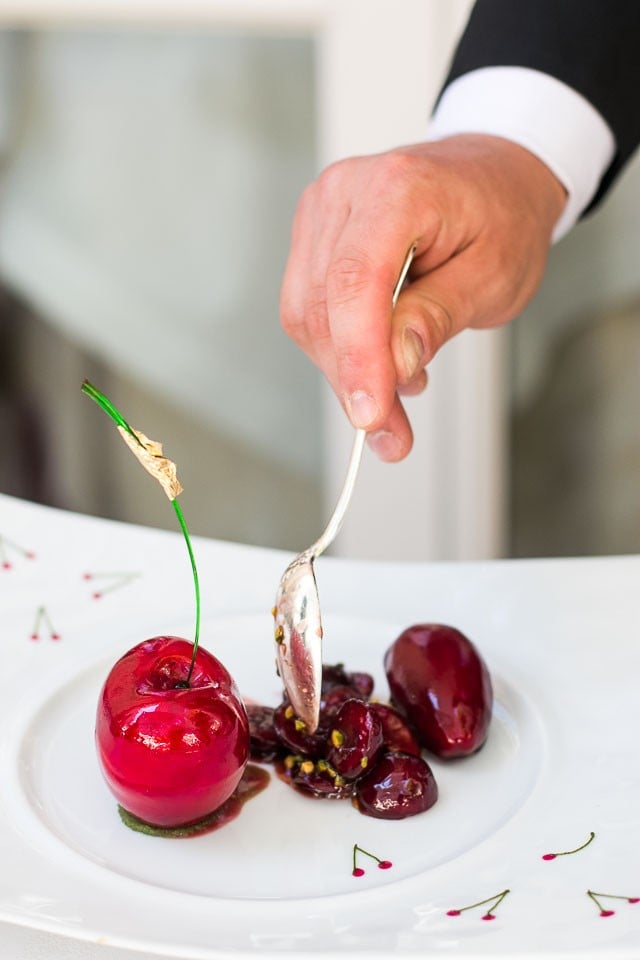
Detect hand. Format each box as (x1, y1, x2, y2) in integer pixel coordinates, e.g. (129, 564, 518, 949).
(280, 134, 567, 461)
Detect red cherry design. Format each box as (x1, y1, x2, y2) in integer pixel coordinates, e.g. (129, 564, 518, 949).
(351, 843, 393, 877)
(85, 571, 140, 599)
(446, 889, 510, 920)
(30, 606, 61, 642)
(587, 890, 639, 917)
(96, 636, 249, 827)
(0, 537, 35, 566)
(542, 831, 595, 861)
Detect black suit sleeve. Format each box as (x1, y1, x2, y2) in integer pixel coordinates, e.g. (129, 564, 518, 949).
(441, 0, 640, 209)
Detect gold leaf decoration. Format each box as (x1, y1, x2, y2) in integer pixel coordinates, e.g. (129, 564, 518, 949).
(117, 426, 183, 500)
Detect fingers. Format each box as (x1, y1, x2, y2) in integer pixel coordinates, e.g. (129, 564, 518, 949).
(398, 368, 428, 397)
(365, 393, 414, 462)
(281, 153, 443, 434)
(280, 178, 351, 380)
(281, 136, 564, 465)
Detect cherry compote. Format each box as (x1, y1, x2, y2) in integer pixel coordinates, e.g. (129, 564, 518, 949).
(252, 626, 493, 822)
(273, 701, 329, 758)
(246, 704, 283, 763)
(249, 661, 442, 821)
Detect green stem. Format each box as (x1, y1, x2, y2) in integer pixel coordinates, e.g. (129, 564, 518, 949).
(354, 843, 382, 865)
(172, 498, 201, 683)
(82, 379, 200, 686)
(458, 889, 510, 913)
(556, 830, 595, 856)
(81, 379, 141, 444)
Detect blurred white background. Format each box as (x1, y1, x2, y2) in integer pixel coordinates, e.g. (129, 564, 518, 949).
(1, 0, 639, 560)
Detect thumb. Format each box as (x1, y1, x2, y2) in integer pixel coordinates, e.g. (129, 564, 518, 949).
(390, 267, 467, 386)
(390, 245, 523, 385)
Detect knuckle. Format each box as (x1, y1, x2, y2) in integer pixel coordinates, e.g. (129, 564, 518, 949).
(316, 157, 352, 197)
(280, 285, 330, 345)
(425, 297, 455, 346)
(377, 149, 418, 182)
(371, 149, 424, 199)
(326, 249, 375, 306)
(304, 289, 331, 343)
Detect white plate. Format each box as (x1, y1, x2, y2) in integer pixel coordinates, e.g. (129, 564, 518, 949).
(1, 496, 640, 957)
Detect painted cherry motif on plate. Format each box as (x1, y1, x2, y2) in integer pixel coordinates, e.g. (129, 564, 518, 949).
(0, 535, 36, 570)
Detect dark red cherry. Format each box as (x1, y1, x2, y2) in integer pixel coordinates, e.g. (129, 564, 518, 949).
(245, 704, 283, 762)
(279, 756, 354, 800)
(349, 671, 375, 699)
(322, 663, 374, 698)
(384, 624, 492, 758)
(321, 663, 351, 690)
(354, 751, 438, 820)
(320, 683, 364, 718)
(273, 701, 328, 758)
(370, 702, 421, 756)
(326, 699, 383, 780)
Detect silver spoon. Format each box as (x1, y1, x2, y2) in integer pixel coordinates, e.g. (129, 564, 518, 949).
(272, 244, 416, 732)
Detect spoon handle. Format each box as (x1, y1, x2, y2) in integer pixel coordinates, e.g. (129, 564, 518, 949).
(310, 242, 417, 560)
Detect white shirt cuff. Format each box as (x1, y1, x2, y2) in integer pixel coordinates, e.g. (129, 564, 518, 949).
(427, 66, 615, 242)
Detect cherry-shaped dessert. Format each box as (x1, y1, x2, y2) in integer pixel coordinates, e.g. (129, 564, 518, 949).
(354, 751, 438, 820)
(97, 636, 248, 827)
(83, 381, 250, 829)
(384, 623, 493, 758)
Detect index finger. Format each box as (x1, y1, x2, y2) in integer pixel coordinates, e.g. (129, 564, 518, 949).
(326, 225, 418, 430)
